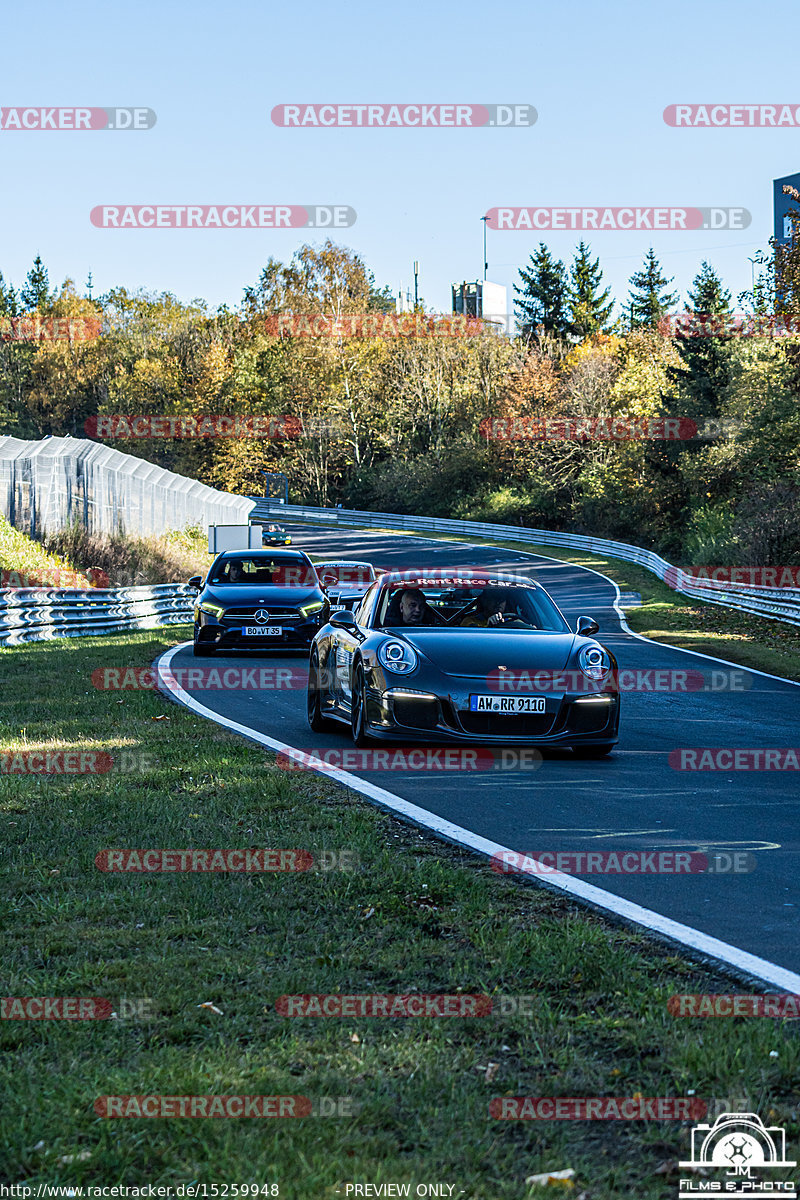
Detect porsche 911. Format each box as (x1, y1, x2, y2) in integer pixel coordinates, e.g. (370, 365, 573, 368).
(306, 570, 620, 757)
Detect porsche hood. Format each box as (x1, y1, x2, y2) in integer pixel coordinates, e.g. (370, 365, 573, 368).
(386, 630, 579, 675)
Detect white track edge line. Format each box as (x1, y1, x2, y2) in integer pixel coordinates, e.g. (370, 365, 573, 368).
(157, 641, 800, 994)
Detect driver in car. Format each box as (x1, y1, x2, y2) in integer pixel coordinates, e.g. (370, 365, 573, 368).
(383, 588, 440, 626)
(459, 587, 528, 627)
(229, 561, 246, 583)
(398, 588, 433, 625)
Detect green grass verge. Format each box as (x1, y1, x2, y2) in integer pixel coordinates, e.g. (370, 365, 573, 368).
(1, 629, 798, 1195)
(0, 514, 95, 587)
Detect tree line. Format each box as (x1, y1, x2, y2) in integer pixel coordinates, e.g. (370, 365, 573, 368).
(0, 221, 798, 567)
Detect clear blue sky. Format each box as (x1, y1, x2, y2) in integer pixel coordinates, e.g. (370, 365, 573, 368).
(2, 0, 797, 320)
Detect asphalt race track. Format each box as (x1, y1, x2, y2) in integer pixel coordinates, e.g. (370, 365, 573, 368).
(160, 524, 800, 981)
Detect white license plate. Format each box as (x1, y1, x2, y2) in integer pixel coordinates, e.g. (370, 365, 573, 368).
(469, 694, 546, 714)
(242, 626, 282, 637)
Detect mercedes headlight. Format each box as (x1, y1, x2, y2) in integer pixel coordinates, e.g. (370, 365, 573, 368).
(199, 601, 225, 619)
(578, 643, 610, 681)
(300, 600, 325, 618)
(377, 639, 418, 675)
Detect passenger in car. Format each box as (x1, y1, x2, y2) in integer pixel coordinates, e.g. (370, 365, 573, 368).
(458, 587, 529, 628)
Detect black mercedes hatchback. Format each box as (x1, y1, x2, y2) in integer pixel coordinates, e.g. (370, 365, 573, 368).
(188, 550, 329, 656)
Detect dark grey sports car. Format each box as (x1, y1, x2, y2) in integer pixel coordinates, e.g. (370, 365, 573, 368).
(307, 570, 620, 757)
(188, 549, 329, 656)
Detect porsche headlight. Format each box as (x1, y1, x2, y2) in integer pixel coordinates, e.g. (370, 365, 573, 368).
(377, 640, 418, 675)
(199, 601, 225, 619)
(578, 643, 610, 681)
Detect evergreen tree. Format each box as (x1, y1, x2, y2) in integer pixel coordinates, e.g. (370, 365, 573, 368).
(567, 242, 613, 337)
(20, 255, 51, 311)
(514, 243, 569, 336)
(0, 270, 19, 317)
(671, 262, 733, 423)
(687, 261, 731, 316)
(628, 248, 678, 328)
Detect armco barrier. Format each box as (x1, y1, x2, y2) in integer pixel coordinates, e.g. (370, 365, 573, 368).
(5, 504, 797, 646)
(0, 584, 194, 647)
(249, 501, 800, 628)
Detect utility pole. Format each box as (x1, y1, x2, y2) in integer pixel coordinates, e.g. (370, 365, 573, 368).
(480, 215, 489, 281)
(413, 261, 419, 310)
(747, 255, 757, 309)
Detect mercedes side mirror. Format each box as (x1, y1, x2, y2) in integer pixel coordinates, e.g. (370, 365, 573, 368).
(187, 575, 203, 590)
(576, 615, 600, 637)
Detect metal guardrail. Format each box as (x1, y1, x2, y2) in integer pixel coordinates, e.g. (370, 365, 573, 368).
(0, 584, 195, 646)
(5, 503, 797, 646)
(250, 501, 800, 627)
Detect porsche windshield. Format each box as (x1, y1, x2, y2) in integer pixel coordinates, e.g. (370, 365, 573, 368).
(378, 583, 569, 631)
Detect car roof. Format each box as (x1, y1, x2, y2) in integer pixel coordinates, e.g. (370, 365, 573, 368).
(378, 569, 542, 589)
(217, 548, 308, 559)
(314, 559, 376, 568)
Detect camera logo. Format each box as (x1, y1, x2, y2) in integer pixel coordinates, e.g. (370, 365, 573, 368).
(679, 1111, 796, 1197)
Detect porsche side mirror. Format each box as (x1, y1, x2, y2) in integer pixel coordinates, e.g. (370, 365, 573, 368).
(330, 609, 358, 630)
(187, 575, 203, 589)
(576, 615, 600, 637)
